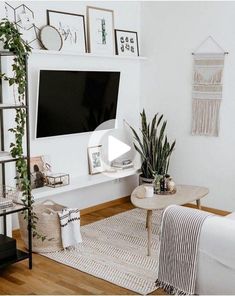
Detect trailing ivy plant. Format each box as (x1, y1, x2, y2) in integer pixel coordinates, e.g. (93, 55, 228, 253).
(0, 19, 45, 241)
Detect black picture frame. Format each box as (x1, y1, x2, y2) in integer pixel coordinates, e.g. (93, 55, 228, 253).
(115, 29, 139, 57)
(47, 9, 87, 53)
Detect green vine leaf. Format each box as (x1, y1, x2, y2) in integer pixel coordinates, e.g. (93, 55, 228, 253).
(0, 19, 45, 241)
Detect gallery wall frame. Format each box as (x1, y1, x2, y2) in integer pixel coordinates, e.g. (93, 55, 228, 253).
(115, 29, 139, 57)
(87, 145, 104, 175)
(87, 6, 115, 55)
(47, 9, 87, 53)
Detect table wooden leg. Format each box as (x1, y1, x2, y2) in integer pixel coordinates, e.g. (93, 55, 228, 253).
(196, 199, 201, 210)
(146, 210, 149, 228)
(147, 210, 152, 256)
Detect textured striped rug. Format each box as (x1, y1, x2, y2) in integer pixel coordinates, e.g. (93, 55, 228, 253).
(41, 208, 162, 294)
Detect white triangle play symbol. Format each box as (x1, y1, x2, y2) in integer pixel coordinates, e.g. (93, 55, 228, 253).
(108, 135, 131, 162)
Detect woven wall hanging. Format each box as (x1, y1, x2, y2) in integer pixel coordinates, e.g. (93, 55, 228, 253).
(191, 36, 228, 137)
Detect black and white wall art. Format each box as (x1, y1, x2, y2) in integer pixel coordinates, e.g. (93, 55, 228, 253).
(115, 29, 139, 56)
(47, 10, 87, 53)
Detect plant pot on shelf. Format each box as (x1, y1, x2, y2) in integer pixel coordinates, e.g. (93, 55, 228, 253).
(139, 174, 154, 185)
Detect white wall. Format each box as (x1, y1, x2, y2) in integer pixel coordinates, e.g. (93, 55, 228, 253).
(0, 1, 142, 229)
(141, 1, 235, 212)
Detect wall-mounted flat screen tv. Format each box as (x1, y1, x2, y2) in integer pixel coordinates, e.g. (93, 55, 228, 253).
(36, 70, 120, 138)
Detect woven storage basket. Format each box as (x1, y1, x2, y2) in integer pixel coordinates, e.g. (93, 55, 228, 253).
(18, 200, 65, 253)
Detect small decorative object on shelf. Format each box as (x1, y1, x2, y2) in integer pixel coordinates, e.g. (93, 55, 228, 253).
(39, 25, 63, 51)
(5, 2, 41, 49)
(111, 159, 134, 170)
(167, 177, 176, 193)
(0, 186, 19, 209)
(154, 174, 176, 195)
(153, 174, 162, 194)
(136, 185, 154, 199)
(46, 173, 70, 188)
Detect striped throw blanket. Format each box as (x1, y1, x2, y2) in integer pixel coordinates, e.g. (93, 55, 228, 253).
(156, 205, 212, 295)
(58, 208, 82, 249)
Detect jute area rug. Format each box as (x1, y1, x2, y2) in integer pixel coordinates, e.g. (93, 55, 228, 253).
(41, 208, 162, 295)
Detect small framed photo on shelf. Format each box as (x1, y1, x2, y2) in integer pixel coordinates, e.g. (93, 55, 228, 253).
(115, 29, 139, 56)
(30, 156, 52, 189)
(87, 6, 115, 55)
(88, 145, 104, 175)
(47, 10, 87, 53)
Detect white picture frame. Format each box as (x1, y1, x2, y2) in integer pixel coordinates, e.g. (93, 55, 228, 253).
(88, 145, 104, 175)
(87, 6, 115, 55)
(47, 10, 87, 53)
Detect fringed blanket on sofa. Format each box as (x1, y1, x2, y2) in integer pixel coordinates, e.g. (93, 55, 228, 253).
(156, 205, 212, 295)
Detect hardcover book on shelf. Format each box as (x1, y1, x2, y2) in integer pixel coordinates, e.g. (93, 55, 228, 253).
(111, 160, 134, 170)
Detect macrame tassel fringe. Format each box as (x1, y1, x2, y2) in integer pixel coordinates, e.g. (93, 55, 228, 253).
(192, 99, 221, 136)
(156, 279, 188, 295)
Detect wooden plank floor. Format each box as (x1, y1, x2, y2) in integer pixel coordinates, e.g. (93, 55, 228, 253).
(0, 202, 166, 295)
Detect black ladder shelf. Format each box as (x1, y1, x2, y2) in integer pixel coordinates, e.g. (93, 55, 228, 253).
(0, 50, 32, 269)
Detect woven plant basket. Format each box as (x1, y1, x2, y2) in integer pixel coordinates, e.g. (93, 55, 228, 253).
(18, 200, 65, 253)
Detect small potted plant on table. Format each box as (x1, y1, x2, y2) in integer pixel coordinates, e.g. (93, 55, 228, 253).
(129, 109, 176, 193)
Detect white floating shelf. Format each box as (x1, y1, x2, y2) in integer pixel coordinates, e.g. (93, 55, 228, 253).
(32, 168, 140, 200)
(32, 49, 147, 60)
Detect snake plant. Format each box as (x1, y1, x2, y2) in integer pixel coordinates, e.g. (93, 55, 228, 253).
(129, 109, 176, 179)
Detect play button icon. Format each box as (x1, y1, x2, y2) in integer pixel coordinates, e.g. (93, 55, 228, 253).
(108, 135, 131, 162)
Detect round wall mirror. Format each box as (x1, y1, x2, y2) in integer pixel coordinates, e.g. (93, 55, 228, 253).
(40, 25, 63, 51)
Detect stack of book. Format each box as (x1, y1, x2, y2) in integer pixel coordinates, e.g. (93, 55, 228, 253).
(111, 160, 134, 170)
(0, 198, 13, 210)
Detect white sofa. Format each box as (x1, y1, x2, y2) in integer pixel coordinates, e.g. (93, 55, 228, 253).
(196, 212, 235, 295)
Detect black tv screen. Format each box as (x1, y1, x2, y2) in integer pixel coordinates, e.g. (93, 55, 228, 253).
(36, 70, 120, 138)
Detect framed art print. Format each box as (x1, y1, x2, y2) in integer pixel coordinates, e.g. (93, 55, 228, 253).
(88, 145, 104, 175)
(115, 29, 139, 56)
(30, 155, 52, 189)
(47, 10, 87, 53)
(30, 156, 45, 189)
(87, 6, 115, 55)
